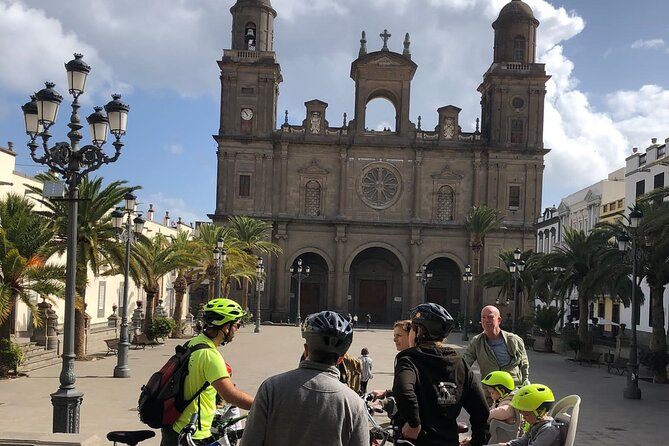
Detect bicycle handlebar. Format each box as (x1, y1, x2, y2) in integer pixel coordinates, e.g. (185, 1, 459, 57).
(178, 413, 199, 446)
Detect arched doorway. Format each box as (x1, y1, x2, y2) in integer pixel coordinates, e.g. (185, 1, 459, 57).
(289, 253, 329, 322)
(348, 247, 403, 325)
(425, 257, 462, 319)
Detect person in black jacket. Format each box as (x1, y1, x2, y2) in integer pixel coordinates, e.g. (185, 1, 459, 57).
(393, 303, 489, 446)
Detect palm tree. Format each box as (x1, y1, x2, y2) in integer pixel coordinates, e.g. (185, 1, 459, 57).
(534, 304, 563, 353)
(27, 174, 138, 359)
(132, 232, 201, 335)
(630, 197, 669, 383)
(465, 205, 505, 309)
(166, 231, 202, 338)
(0, 193, 65, 340)
(225, 216, 281, 309)
(542, 228, 631, 352)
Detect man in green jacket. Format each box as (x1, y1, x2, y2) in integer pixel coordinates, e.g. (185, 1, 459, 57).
(463, 305, 529, 387)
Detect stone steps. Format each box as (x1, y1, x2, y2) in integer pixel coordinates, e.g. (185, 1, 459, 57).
(17, 341, 61, 373)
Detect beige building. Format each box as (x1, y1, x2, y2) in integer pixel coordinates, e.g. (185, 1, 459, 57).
(212, 0, 550, 324)
(0, 143, 191, 339)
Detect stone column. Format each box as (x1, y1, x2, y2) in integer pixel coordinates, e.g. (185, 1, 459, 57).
(409, 227, 422, 310)
(337, 147, 348, 217)
(274, 223, 289, 317)
(334, 224, 347, 312)
(280, 142, 289, 214)
(412, 150, 423, 220)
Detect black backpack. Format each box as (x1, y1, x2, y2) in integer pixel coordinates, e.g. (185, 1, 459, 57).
(138, 341, 211, 428)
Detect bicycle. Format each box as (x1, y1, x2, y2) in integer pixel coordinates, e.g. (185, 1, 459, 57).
(106, 430, 155, 446)
(363, 393, 415, 446)
(179, 409, 248, 446)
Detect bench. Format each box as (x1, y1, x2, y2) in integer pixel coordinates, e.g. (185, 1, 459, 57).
(607, 357, 628, 375)
(132, 333, 155, 350)
(576, 351, 602, 367)
(104, 338, 119, 356)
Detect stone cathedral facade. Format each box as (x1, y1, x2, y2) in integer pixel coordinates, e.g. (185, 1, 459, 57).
(212, 0, 550, 325)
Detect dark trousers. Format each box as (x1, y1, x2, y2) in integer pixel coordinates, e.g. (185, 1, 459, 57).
(161, 427, 214, 446)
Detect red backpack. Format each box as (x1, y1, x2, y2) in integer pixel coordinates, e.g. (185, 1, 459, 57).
(138, 342, 211, 428)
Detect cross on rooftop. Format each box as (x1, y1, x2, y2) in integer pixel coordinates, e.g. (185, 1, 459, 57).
(380, 29, 391, 51)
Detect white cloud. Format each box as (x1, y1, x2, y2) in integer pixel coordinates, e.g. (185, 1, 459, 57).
(631, 39, 665, 50)
(163, 143, 184, 155)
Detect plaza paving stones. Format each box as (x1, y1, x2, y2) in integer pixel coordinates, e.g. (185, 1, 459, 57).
(1, 325, 667, 445)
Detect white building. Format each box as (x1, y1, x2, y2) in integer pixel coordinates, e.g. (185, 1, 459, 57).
(623, 137, 669, 344)
(1, 142, 192, 341)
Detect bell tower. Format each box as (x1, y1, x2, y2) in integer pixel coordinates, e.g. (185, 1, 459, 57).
(478, 0, 550, 148)
(217, 0, 282, 138)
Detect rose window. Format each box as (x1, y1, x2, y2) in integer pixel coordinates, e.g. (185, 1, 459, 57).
(360, 165, 400, 209)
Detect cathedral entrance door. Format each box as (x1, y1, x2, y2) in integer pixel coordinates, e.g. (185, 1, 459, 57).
(358, 280, 387, 326)
(300, 282, 320, 318)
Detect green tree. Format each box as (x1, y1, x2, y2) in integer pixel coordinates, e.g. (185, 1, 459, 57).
(0, 193, 65, 340)
(542, 228, 631, 352)
(465, 205, 505, 311)
(27, 174, 138, 359)
(225, 216, 281, 310)
(132, 233, 200, 335)
(165, 231, 202, 338)
(534, 304, 563, 353)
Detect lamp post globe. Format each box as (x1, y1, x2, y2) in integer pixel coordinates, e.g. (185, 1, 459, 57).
(22, 53, 129, 433)
(462, 264, 473, 341)
(255, 257, 264, 333)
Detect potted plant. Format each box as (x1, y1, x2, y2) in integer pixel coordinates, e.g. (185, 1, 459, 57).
(533, 305, 563, 353)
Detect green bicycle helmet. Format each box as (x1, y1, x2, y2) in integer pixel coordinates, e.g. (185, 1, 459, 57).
(482, 371, 515, 397)
(203, 298, 244, 327)
(511, 383, 555, 417)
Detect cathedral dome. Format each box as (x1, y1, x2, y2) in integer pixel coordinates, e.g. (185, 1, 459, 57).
(496, 0, 535, 21)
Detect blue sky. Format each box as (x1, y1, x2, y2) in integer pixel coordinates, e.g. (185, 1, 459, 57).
(1, 0, 668, 224)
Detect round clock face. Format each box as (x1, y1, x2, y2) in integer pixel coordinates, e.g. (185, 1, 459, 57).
(241, 108, 254, 120)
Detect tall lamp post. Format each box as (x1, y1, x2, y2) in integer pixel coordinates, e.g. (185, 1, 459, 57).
(255, 257, 264, 333)
(21, 53, 129, 433)
(415, 264, 434, 304)
(111, 194, 145, 378)
(507, 248, 525, 333)
(290, 258, 310, 326)
(462, 264, 473, 341)
(213, 237, 225, 299)
(617, 207, 643, 400)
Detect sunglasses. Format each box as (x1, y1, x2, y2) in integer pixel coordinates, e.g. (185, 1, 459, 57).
(231, 321, 241, 330)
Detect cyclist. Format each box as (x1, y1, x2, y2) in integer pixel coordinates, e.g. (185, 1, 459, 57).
(499, 383, 562, 446)
(393, 303, 489, 446)
(161, 298, 253, 446)
(241, 311, 368, 446)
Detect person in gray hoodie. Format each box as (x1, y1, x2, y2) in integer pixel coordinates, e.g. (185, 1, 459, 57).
(241, 311, 368, 446)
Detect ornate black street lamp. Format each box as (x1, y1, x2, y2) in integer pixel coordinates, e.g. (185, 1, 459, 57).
(290, 258, 310, 326)
(22, 53, 129, 433)
(255, 257, 264, 333)
(462, 264, 473, 341)
(507, 248, 525, 333)
(415, 263, 433, 304)
(111, 194, 145, 378)
(617, 207, 643, 400)
(213, 236, 225, 299)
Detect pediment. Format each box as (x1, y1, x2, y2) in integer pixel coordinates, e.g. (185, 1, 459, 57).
(431, 164, 464, 181)
(369, 56, 401, 66)
(298, 159, 330, 175)
(557, 201, 569, 213)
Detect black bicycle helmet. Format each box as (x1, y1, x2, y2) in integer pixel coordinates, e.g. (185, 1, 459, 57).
(409, 303, 454, 339)
(301, 311, 353, 357)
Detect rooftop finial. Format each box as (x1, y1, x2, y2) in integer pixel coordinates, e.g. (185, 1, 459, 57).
(284, 109, 289, 125)
(380, 29, 391, 51)
(359, 31, 367, 57)
(343, 112, 347, 127)
(475, 118, 480, 133)
(417, 115, 422, 130)
(403, 33, 411, 58)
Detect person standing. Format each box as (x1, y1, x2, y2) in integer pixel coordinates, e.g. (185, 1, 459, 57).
(463, 305, 529, 387)
(353, 314, 358, 328)
(366, 313, 372, 329)
(393, 303, 489, 446)
(359, 347, 373, 394)
(161, 298, 253, 446)
(241, 311, 368, 446)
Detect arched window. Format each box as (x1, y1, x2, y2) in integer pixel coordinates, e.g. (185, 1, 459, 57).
(304, 180, 321, 216)
(513, 36, 526, 62)
(436, 185, 455, 221)
(510, 119, 524, 144)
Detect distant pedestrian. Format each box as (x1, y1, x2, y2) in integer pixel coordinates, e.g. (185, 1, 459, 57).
(359, 348, 373, 394)
(366, 314, 372, 329)
(353, 314, 358, 328)
(347, 313, 353, 324)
